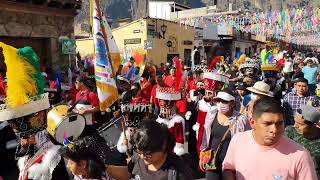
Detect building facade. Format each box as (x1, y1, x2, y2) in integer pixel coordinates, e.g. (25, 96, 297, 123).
(111, 17, 195, 66)
(171, 6, 267, 60)
(0, 0, 81, 71)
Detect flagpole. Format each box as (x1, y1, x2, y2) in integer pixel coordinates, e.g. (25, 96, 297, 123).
(93, 0, 115, 76)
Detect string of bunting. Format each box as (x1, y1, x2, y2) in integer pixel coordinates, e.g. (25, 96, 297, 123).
(179, 7, 320, 40)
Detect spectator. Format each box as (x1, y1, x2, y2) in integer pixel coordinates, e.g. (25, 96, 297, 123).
(128, 120, 195, 180)
(241, 81, 274, 120)
(150, 75, 167, 112)
(163, 67, 176, 87)
(139, 71, 152, 103)
(222, 97, 317, 180)
(302, 58, 319, 94)
(283, 78, 319, 125)
(64, 147, 112, 180)
(122, 57, 135, 78)
(227, 65, 239, 91)
(285, 104, 320, 177)
(199, 91, 249, 180)
(116, 65, 123, 76)
(159, 63, 165, 75)
(234, 83, 248, 112)
(292, 62, 305, 79)
(130, 67, 141, 84)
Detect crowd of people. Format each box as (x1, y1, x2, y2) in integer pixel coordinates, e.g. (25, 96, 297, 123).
(0, 41, 320, 180)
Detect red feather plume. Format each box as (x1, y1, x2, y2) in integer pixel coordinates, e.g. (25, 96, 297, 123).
(208, 56, 221, 70)
(173, 57, 182, 91)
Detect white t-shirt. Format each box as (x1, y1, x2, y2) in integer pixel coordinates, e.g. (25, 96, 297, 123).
(222, 130, 317, 180)
(283, 61, 293, 73)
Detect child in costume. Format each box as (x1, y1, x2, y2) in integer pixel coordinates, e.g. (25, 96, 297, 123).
(117, 101, 152, 156)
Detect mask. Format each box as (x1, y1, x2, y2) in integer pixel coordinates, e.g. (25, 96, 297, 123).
(159, 100, 175, 118)
(217, 102, 230, 114)
(250, 93, 257, 101)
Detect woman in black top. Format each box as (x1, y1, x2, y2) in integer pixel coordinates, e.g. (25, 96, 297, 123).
(199, 91, 240, 180)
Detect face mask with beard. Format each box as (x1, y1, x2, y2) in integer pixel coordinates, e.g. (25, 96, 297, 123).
(244, 67, 255, 78)
(204, 90, 214, 102)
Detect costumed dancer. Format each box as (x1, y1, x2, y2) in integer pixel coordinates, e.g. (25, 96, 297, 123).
(117, 98, 152, 156)
(238, 57, 260, 85)
(0, 42, 69, 180)
(261, 56, 282, 99)
(192, 58, 230, 154)
(155, 57, 186, 156)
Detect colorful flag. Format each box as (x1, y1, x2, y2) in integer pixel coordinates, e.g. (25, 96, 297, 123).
(91, 0, 118, 111)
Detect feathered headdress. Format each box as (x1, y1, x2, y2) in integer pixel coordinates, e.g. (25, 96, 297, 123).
(239, 58, 259, 71)
(156, 57, 182, 101)
(235, 54, 246, 68)
(203, 56, 229, 85)
(0, 42, 50, 121)
(208, 56, 221, 70)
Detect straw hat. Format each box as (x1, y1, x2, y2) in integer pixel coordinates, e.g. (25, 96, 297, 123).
(247, 81, 273, 97)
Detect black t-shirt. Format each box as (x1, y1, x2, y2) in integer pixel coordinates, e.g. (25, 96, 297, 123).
(209, 116, 231, 170)
(129, 153, 195, 180)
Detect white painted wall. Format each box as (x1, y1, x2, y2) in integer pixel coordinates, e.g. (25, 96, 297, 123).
(203, 23, 219, 40)
(149, 1, 173, 20)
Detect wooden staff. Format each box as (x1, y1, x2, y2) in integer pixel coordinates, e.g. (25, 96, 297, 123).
(120, 115, 132, 158)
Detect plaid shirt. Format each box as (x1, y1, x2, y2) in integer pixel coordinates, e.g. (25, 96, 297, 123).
(283, 92, 319, 125)
(229, 111, 250, 137)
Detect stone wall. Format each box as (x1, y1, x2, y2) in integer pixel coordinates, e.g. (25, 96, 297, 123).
(0, 10, 75, 70)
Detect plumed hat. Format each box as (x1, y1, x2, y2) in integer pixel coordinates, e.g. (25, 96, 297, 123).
(0, 42, 50, 136)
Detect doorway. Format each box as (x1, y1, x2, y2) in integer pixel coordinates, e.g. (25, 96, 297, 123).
(167, 54, 179, 65)
(0, 36, 50, 71)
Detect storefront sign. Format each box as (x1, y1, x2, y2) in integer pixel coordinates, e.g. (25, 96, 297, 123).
(147, 30, 160, 37)
(124, 38, 141, 45)
(144, 40, 153, 49)
(61, 38, 76, 54)
(183, 40, 193, 45)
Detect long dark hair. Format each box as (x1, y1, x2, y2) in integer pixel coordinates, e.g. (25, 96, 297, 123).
(65, 147, 105, 179)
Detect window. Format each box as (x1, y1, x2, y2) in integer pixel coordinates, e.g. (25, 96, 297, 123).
(184, 49, 192, 66)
